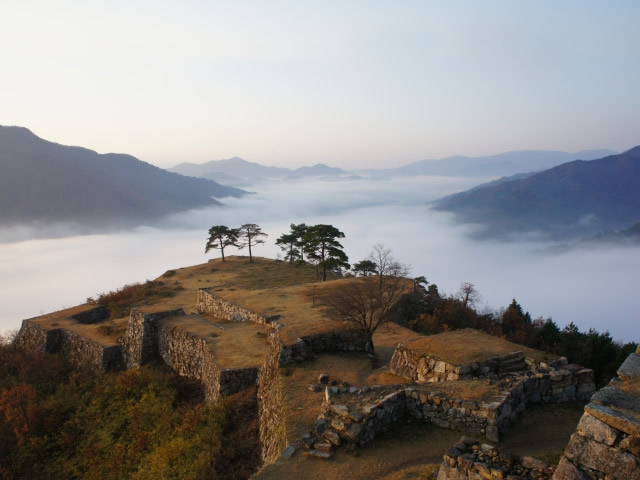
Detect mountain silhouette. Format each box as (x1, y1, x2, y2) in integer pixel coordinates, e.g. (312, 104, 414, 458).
(433, 147, 640, 240)
(0, 126, 245, 227)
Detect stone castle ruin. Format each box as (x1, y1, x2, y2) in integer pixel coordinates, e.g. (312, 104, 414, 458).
(12, 259, 637, 476)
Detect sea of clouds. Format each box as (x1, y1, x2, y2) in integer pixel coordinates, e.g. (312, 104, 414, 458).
(1, 175, 638, 343)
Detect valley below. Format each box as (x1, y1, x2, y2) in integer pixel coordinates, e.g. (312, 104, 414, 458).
(1, 175, 638, 342)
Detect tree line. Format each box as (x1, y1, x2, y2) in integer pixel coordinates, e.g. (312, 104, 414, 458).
(402, 282, 637, 387)
(206, 222, 350, 281)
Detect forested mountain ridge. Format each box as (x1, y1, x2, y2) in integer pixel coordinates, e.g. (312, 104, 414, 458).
(433, 147, 640, 240)
(0, 126, 245, 227)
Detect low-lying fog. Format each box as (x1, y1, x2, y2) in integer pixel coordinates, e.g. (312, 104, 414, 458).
(1, 176, 637, 343)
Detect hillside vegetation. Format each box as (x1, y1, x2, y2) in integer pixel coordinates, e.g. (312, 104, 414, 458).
(0, 335, 259, 480)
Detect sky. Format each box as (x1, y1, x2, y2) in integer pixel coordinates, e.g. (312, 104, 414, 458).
(2, 1, 640, 169)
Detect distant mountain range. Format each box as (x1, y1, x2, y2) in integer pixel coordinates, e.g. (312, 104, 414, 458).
(169, 158, 355, 185)
(358, 149, 617, 178)
(432, 147, 640, 240)
(171, 149, 617, 185)
(0, 126, 245, 228)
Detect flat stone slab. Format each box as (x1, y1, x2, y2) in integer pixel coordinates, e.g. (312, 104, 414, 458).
(617, 353, 640, 379)
(303, 449, 333, 459)
(591, 381, 640, 414)
(585, 402, 640, 436)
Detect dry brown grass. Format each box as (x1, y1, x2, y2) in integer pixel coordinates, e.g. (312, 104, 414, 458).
(280, 353, 407, 443)
(499, 402, 585, 465)
(161, 313, 272, 368)
(28, 305, 129, 346)
(255, 420, 461, 480)
(404, 328, 554, 365)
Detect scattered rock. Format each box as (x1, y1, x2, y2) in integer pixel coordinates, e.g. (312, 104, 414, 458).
(303, 449, 333, 459)
(281, 445, 295, 458)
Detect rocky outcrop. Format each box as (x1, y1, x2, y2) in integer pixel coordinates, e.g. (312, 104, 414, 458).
(553, 351, 640, 480)
(437, 437, 553, 480)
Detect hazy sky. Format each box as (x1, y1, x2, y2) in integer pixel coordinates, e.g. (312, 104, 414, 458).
(2, 1, 639, 169)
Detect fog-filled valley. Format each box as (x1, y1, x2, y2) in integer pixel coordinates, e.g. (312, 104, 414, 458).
(1, 175, 637, 342)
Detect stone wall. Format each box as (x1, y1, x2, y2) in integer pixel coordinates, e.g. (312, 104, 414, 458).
(553, 351, 640, 480)
(280, 329, 367, 365)
(312, 386, 507, 450)
(307, 362, 595, 454)
(54, 328, 125, 371)
(156, 321, 222, 402)
(15, 319, 124, 371)
(220, 367, 259, 396)
(197, 289, 277, 326)
(14, 320, 50, 353)
(197, 288, 367, 365)
(257, 332, 288, 464)
(389, 345, 527, 382)
(119, 307, 185, 368)
(70, 305, 109, 324)
(437, 437, 553, 480)
(521, 367, 595, 404)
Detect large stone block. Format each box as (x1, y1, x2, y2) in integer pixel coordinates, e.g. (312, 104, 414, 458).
(564, 433, 640, 479)
(552, 457, 588, 480)
(576, 412, 620, 445)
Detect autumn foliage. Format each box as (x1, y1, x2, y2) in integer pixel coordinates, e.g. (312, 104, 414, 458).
(0, 333, 258, 479)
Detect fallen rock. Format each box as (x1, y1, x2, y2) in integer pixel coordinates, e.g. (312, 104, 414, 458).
(281, 445, 295, 458)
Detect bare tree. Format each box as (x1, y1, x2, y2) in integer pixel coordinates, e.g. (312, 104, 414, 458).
(325, 245, 411, 353)
(368, 243, 410, 280)
(457, 281, 481, 309)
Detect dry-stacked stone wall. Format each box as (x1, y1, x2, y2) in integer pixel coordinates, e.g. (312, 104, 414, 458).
(311, 364, 595, 450)
(14, 320, 50, 353)
(257, 332, 288, 464)
(220, 367, 260, 396)
(197, 289, 276, 325)
(437, 437, 553, 480)
(119, 307, 185, 368)
(55, 328, 124, 371)
(521, 366, 595, 404)
(156, 321, 222, 402)
(280, 329, 367, 365)
(197, 288, 367, 365)
(15, 318, 124, 371)
(314, 386, 509, 447)
(553, 351, 640, 480)
(390, 346, 528, 382)
(70, 305, 109, 324)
